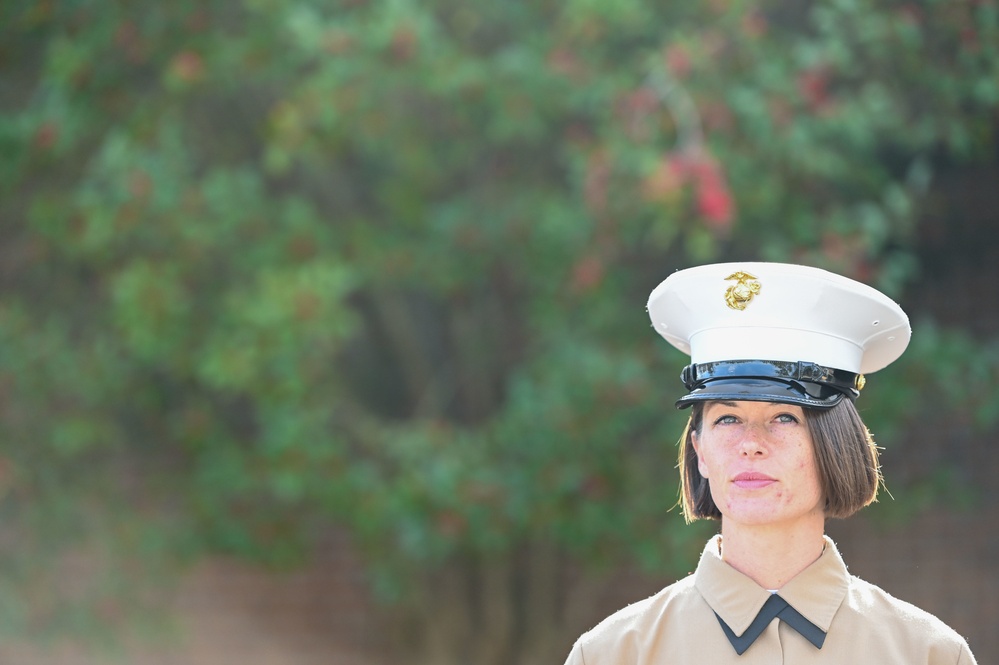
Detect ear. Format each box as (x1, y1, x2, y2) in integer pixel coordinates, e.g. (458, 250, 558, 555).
(691, 430, 709, 479)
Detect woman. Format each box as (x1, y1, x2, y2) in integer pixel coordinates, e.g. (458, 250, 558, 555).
(564, 262, 977, 664)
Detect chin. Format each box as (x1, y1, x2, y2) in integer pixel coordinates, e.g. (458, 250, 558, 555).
(720, 500, 813, 527)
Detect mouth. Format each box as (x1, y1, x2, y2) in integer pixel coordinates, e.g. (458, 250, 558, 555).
(732, 472, 777, 489)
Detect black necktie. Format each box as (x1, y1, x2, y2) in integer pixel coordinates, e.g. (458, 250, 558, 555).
(715, 593, 826, 655)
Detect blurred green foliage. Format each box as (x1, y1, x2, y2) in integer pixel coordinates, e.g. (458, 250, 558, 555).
(1, 0, 998, 658)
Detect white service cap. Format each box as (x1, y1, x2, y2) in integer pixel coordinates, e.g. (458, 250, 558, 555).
(647, 262, 911, 408)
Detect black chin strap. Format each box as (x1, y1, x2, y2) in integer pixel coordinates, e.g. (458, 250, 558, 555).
(715, 593, 826, 655)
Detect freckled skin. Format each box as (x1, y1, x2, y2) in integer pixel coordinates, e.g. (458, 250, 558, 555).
(692, 401, 825, 530)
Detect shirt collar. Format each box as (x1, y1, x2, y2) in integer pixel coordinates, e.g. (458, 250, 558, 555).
(694, 534, 850, 637)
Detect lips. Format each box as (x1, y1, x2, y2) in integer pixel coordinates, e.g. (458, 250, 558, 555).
(732, 472, 777, 489)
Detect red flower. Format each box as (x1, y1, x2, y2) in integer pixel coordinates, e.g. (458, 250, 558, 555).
(696, 176, 734, 229)
(797, 67, 831, 113)
(33, 121, 59, 150)
(168, 50, 205, 83)
(665, 44, 691, 79)
(688, 150, 735, 230)
(643, 148, 735, 232)
(570, 253, 605, 293)
(641, 153, 687, 202)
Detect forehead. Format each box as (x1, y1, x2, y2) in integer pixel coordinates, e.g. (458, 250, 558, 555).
(702, 400, 808, 416)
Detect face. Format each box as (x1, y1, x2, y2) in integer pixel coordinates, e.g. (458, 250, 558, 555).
(691, 400, 825, 530)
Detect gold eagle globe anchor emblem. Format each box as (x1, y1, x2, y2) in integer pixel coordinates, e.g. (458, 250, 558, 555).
(724, 271, 762, 310)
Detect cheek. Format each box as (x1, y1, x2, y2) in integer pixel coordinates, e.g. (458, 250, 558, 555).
(780, 434, 817, 472)
(794, 447, 823, 496)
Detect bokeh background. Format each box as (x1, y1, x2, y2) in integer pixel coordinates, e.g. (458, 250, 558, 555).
(2, 0, 998, 663)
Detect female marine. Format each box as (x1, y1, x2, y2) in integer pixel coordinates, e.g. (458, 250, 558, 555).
(564, 262, 977, 664)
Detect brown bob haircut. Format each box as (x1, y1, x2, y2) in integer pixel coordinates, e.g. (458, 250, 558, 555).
(678, 398, 882, 523)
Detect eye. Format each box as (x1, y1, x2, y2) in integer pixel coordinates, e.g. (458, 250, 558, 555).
(713, 414, 740, 425)
(775, 413, 800, 424)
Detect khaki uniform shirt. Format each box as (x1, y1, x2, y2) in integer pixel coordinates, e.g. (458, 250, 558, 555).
(565, 535, 977, 664)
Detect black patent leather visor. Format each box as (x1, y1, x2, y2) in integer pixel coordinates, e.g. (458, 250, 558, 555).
(675, 360, 863, 410)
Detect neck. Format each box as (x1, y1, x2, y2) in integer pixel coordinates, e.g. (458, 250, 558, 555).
(719, 519, 826, 590)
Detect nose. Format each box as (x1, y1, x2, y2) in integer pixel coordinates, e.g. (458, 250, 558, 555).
(738, 429, 767, 456)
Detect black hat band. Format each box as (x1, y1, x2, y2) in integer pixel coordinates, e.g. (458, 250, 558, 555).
(681, 360, 864, 399)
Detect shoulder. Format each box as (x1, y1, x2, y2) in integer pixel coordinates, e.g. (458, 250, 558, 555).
(844, 575, 975, 658)
(846, 575, 960, 632)
(572, 575, 701, 656)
